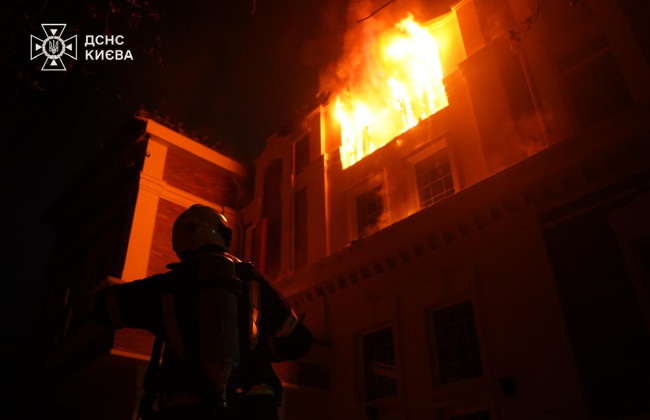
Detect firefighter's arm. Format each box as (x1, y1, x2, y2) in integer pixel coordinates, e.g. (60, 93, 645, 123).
(93, 276, 161, 331)
(268, 317, 312, 361)
(260, 282, 312, 361)
(93, 278, 125, 328)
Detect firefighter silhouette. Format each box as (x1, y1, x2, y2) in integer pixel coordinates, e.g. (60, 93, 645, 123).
(94, 205, 312, 419)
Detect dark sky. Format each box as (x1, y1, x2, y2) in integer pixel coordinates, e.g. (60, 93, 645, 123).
(0, 0, 348, 360)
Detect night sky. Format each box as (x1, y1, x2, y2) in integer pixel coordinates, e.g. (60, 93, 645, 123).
(1, 0, 348, 370)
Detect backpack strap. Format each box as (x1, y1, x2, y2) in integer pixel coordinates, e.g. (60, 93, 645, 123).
(137, 336, 164, 420)
(161, 293, 185, 361)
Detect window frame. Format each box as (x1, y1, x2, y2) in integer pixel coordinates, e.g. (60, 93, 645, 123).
(346, 172, 389, 242)
(427, 298, 485, 387)
(555, 36, 633, 128)
(356, 185, 386, 238)
(356, 323, 402, 405)
(406, 137, 457, 214)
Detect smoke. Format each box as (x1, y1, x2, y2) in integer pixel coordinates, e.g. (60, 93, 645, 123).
(317, 0, 452, 98)
(317, 1, 397, 98)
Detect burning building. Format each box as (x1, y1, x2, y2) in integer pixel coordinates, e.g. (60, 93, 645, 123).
(38, 0, 650, 419)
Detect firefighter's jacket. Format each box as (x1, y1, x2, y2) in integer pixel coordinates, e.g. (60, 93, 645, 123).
(94, 254, 311, 402)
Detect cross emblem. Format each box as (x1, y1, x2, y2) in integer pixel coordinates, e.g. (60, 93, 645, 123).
(30, 24, 77, 71)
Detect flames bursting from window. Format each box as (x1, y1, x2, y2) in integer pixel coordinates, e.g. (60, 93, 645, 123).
(335, 15, 448, 169)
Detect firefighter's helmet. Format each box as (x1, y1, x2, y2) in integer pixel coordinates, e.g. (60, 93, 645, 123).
(172, 205, 232, 258)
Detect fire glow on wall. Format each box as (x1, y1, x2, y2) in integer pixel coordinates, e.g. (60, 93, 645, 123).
(335, 15, 449, 169)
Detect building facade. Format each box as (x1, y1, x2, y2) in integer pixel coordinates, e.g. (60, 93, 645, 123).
(238, 0, 650, 418)
(39, 0, 650, 419)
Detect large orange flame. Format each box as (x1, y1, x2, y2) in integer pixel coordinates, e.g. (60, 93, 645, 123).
(335, 15, 448, 169)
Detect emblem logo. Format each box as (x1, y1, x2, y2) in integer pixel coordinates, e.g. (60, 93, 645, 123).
(30, 24, 77, 71)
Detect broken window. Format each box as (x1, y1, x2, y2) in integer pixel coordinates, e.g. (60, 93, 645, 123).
(356, 185, 384, 238)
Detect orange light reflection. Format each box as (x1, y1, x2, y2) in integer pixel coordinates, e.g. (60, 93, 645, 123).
(335, 15, 449, 169)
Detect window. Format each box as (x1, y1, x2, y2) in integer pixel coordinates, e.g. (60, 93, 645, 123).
(356, 185, 384, 237)
(415, 149, 454, 208)
(361, 326, 398, 402)
(294, 133, 310, 175)
(294, 187, 308, 270)
(558, 36, 632, 126)
(432, 300, 483, 384)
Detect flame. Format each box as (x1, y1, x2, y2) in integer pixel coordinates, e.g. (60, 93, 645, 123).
(335, 15, 448, 169)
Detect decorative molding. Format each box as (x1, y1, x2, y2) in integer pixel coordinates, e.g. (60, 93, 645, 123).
(285, 131, 650, 309)
(145, 119, 247, 177)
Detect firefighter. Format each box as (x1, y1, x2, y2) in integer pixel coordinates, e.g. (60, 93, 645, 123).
(94, 205, 312, 419)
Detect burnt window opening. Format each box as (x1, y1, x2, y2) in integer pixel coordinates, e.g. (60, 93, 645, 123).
(294, 187, 308, 270)
(356, 185, 384, 238)
(361, 326, 398, 402)
(415, 149, 455, 208)
(294, 133, 310, 175)
(432, 300, 483, 385)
